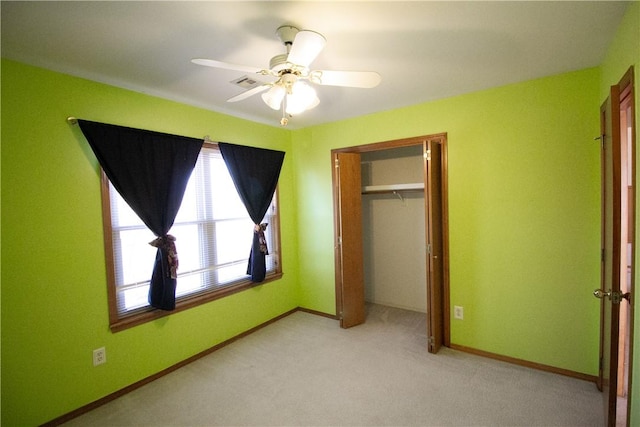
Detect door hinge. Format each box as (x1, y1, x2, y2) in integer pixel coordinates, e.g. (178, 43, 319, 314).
(425, 150, 431, 161)
(601, 248, 605, 262)
(427, 244, 431, 254)
(334, 158, 340, 168)
(428, 336, 435, 345)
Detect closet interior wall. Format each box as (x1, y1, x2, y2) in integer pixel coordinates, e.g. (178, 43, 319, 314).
(361, 145, 427, 313)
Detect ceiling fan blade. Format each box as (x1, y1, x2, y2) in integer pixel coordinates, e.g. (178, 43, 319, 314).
(287, 30, 326, 67)
(312, 70, 382, 88)
(191, 58, 264, 74)
(227, 84, 270, 103)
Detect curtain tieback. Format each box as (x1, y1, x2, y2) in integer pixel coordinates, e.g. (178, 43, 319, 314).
(149, 234, 179, 279)
(254, 223, 269, 255)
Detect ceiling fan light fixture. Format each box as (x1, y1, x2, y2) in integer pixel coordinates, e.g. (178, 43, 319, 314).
(285, 80, 319, 115)
(261, 84, 286, 110)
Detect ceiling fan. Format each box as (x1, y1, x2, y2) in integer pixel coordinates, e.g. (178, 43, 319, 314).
(192, 25, 381, 126)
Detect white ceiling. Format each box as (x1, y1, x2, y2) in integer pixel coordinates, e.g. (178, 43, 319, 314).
(1, 1, 630, 129)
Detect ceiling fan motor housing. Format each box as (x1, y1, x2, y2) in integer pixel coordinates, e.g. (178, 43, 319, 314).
(271, 25, 302, 73)
(269, 54, 290, 72)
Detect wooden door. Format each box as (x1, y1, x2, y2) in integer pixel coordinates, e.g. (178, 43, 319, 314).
(617, 75, 636, 425)
(425, 139, 445, 353)
(333, 152, 365, 328)
(599, 68, 636, 427)
(597, 86, 622, 427)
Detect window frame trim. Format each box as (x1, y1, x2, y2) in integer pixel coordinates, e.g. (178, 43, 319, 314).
(99, 143, 283, 333)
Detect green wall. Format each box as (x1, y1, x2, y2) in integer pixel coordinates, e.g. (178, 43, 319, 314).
(1, 59, 298, 426)
(599, 1, 640, 424)
(4, 3, 638, 422)
(293, 68, 601, 376)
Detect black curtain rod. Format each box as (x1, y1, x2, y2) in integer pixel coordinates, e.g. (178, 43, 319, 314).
(66, 117, 214, 143)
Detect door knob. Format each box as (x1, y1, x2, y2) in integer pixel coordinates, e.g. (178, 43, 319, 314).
(593, 289, 631, 304)
(593, 289, 611, 299)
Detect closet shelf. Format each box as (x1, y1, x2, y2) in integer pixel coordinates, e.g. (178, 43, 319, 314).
(362, 183, 424, 194)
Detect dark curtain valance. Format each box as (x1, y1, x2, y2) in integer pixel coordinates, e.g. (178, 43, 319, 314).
(77, 120, 203, 310)
(219, 142, 285, 282)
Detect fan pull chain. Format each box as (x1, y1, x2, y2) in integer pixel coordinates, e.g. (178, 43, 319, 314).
(280, 95, 289, 126)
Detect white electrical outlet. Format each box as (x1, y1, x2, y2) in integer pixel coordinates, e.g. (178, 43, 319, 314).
(93, 347, 106, 366)
(454, 306, 464, 320)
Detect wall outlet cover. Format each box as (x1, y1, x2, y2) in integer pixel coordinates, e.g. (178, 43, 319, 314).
(454, 306, 464, 320)
(93, 347, 106, 366)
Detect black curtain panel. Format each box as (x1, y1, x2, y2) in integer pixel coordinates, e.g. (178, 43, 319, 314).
(77, 120, 203, 310)
(218, 142, 285, 282)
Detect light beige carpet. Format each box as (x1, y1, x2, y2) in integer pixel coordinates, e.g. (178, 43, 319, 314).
(64, 304, 602, 426)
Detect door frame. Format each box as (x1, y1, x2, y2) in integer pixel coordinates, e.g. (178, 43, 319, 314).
(331, 134, 450, 347)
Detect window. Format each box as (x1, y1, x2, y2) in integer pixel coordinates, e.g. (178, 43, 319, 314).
(102, 142, 282, 331)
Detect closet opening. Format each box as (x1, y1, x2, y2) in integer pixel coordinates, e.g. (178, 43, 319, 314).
(332, 134, 449, 353)
(362, 145, 427, 313)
